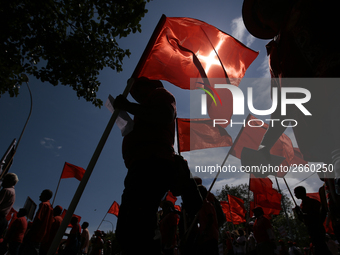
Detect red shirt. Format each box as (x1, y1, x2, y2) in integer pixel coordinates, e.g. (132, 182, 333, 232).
(6, 216, 27, 243)
(253, 216, 273, 243)
(122, 88, 176, 168)
(30, 200, 53, 243)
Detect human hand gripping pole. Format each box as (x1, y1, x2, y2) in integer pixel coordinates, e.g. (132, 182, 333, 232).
(47, 78, 135, 255)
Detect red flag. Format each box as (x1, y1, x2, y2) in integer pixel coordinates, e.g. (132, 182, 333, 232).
(249, 174, 274, 194)
(61, 209, 81, 227)
(61, 162, 85, 181)
(177, 118, 232, 152)
(108, 201, 120, 217)
(220, 195, 246, 224)
(230, 115, 295, 177)
(136, 16, 258, 124)
(249, 201, 280, 217)
(255, 189, 282, 212)
(165, 191, 177, 204)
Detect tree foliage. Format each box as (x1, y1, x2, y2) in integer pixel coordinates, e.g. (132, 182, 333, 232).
(0, 0, 150, 107)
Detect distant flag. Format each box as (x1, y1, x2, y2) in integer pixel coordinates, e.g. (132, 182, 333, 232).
(220, 195, 246, 224)
(108, 201, 120, 217)
(254, 189, 282, 212)
(249, 174, 274, 195)
(165, 191, 177, 204)
(133, 15, 259, 124)
(61, 162, 86, 181)
(176, 118, 232, 152)
(230, 115, 295, 177)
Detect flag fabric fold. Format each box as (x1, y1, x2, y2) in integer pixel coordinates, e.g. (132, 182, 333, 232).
(137, 17, 259, 89)
(135, 16, 258, 124)
(60, 162, 85, 181)
(108, 201, 120, 217)
(176, 118, 232, 152)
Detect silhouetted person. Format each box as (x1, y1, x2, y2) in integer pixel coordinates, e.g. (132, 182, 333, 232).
(6, 208, 27, 255)
(63, 216, 81, 255)
(0, 173, 18, 236)
(252, 207, 275, 255)
(159, 201, 179, 255)
(114, 77, 177, 255)
(21, 189, 53, 255)
(294, 186, 331, 255)
(39, 205, 63, 255)
(80, 222, 90, 255)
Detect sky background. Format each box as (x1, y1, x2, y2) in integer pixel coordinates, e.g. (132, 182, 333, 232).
(0, 0, 324, 236)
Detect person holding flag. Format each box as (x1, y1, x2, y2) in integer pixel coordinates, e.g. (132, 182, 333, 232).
(113, 77, 177, 255)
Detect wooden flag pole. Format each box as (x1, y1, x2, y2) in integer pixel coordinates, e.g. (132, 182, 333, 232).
(283, 177, 298, 207)
(47, 15, 167, 255)
(208, 114, 251, 193)
(51, 163, 66, 206)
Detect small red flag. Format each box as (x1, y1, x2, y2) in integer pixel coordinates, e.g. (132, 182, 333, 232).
(249, 174, 274, 195)
(254, 189, 282, 211)
(108, 201, 120, 217)
(61, 162, 85, 181)
(165, 191, 177, 204)
(230, 115, 295, 177)
(177, 118, 232, 152)
(220, 195, 246, 224)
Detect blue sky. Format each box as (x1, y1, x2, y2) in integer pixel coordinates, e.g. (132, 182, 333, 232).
(0, 0, 324, 235)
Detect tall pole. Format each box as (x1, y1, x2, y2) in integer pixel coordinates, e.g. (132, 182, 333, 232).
(47, 14, 168, 255)
(275, 177, 292, 238)
(1, 75, 33, 178)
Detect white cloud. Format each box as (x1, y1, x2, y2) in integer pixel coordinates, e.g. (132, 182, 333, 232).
(231, 16, 255, 47)
(40, 137, 62, 156)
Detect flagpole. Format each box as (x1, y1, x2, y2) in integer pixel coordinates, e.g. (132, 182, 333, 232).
(275, 177, 292, 238)
(47, 15, 168, 255)
(208, 114, 251, 193)
(52, 162, 66, 206)
(283, 177, 298, 207)
(97, 212, 109, 230)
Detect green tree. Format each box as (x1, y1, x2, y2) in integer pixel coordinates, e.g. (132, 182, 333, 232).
(1, 0, 150, 107)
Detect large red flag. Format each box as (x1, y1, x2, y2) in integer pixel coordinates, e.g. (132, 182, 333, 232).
(108, 201, 120, 217)
(220, 195, 246, 224)
(249, 174, 274, 195)
(61, 162, 85, 181)
(177, 118, 232, 152)
(135, 16, 258, 123)
(230, 115, 295, 177)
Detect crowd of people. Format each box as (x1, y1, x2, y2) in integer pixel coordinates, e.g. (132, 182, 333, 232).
(0, 174, 113, 255)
